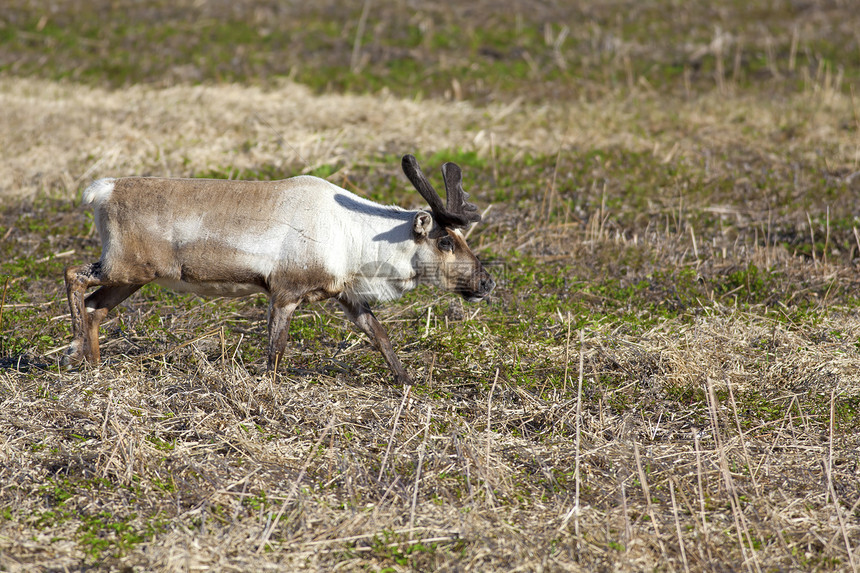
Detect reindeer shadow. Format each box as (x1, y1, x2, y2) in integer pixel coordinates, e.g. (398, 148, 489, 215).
(0, 355, 50, 372)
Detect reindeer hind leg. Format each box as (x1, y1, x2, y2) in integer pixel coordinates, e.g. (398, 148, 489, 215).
(63, 262, 143, 367)
(63, 263, 101, 367)
(83, 284, 143, 364)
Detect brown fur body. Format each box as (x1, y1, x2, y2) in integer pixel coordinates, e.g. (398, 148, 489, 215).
(64, 159, 494, 383)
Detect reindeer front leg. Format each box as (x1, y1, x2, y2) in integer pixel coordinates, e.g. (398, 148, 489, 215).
(338, 299, 412, 385)
(267, 296, 299, 371)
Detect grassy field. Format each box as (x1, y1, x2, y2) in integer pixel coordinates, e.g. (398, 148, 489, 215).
(1, 0, 860, 570)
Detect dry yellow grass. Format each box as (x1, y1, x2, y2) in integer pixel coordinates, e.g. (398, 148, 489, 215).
(1, 306, 859, 570)
(2, 76, 858, 202)
(2, 68, 860, 570)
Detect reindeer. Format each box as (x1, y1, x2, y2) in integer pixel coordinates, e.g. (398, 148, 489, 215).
(63, 154, 495, 384)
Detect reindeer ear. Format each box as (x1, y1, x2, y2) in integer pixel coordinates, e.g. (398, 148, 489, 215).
(412, 211, 433, 239)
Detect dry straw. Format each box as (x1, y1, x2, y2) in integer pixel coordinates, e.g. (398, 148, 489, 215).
(3, 76, 859, 202)
(3, 52, 860, 570)
(2, 286, 859, 569)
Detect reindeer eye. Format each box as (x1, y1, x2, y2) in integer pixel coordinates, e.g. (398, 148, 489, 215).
(438, 236, 454, 252)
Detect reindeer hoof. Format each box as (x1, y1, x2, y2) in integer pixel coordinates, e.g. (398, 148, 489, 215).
(60, 342, 85, 368)
(393, 373, 413, 386)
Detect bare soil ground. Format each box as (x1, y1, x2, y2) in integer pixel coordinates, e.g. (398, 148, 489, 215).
(2, 1, 860, 571)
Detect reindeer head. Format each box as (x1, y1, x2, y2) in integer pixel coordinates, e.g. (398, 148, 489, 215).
(402, 154, 495, 302)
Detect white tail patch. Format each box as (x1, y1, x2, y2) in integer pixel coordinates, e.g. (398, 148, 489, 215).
(81, 178, 116, 206)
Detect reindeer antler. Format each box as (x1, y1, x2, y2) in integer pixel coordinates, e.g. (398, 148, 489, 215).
(440, 162, 480, 223)
(401, 154, 481, 229)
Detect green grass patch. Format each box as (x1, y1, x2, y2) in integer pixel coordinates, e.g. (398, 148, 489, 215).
(2, 1, 858, 101)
